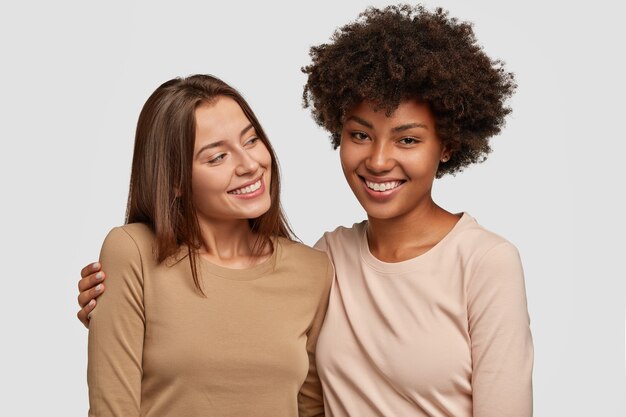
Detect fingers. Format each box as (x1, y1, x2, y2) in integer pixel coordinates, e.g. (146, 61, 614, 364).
(77, 282, 105, 308)
(77, 262, 104, 328)
(78, 270, 106, 292)
(77, 299, 96, 328)
(81, 262, 101, 279)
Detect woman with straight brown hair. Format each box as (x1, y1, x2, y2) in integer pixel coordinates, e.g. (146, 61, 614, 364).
(84, 74, 331, 417)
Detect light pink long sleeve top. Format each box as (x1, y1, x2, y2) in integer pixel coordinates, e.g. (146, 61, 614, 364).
(315, 213, 533, 417)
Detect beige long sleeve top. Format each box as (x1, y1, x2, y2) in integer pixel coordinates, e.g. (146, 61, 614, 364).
(315, 213, 533, 417)
(87, 223, 332, 417)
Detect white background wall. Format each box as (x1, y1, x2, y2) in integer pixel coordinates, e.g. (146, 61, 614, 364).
(0, 0, 624, 415)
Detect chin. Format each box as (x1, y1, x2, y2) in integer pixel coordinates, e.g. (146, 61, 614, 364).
(363, 208, 403, 221)
(356, 199, 403, 220)
(243, 200, 272, 220)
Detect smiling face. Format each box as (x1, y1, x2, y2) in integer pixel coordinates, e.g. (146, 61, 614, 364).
(191, 97, 272, 225)
(339, 100, 450, 221)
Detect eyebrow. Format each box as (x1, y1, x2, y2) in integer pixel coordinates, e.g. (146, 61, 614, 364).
(195, 124, 255, 159)
(195, 141, 225, 159)
(239, 124, 254, 137)
(346, 116, 428, 132)
(391, 123, 428, 133)
(346, 116, 373, 129)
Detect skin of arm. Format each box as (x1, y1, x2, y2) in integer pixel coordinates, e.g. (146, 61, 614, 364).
(467, 241, 533, 417)
(87, 227, 145, 416)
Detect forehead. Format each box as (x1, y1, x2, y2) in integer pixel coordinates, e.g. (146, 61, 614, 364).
(346, 100, 435, 127)
(195, 97, 250, 139)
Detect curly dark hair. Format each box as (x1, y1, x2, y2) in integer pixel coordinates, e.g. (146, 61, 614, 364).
(302, 4, 516, 176)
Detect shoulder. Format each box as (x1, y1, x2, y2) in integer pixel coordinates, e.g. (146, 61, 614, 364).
(116, 223, 155, 247)
(100, 223, 155, 265)
(277, 238, 334, 290)
(314, 221, 367, 252)
(452, 215, 524, 287)
(452, 214, 521, 263)
(278, 237, 331, 270)
(92, 226, 149, 321)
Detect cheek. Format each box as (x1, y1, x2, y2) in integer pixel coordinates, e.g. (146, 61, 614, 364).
(339, 136, 353, 167)
(253, 142, 272, 168)
(261, 148, 272, 170)
(339, 141, 356, 171)
(191, 166, 223, 198)
(398, 153, 439, 179)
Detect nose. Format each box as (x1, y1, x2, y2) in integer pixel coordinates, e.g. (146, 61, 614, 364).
(364, 142, 394, 173)
(234, 149, 260, 176)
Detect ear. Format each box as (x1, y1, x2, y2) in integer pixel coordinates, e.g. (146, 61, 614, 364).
(440, 145, 452, 163)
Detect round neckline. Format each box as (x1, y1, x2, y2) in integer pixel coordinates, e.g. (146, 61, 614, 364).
(359, 212, 471, 274)
(197, 238, 282, 281)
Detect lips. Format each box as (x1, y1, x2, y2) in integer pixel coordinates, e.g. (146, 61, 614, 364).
(228, 176, 264, 195)
(364, 179, 402, 192)
(359, 175, 406, 192)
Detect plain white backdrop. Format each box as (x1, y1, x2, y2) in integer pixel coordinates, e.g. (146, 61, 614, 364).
(0, 0, 624, 415)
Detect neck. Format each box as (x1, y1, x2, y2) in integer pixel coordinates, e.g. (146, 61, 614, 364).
(366, 198, 456, 262)
(196, 217, 266, 266)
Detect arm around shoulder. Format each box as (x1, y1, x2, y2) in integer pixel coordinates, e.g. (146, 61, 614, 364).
(88, 227, 145, 417)
(467, 241, 533, 417)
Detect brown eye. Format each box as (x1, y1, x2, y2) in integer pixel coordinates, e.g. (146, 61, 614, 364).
(398, 137, 420, 145)
(351, 131, 369, 142)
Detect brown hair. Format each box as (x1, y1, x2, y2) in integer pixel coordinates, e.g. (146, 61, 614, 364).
(126, 74, 295, 293)
(302, 4, 516, 177)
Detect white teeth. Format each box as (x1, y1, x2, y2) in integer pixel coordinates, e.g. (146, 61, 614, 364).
(230, 180, 261, 195)
(365, 180, 401, 192)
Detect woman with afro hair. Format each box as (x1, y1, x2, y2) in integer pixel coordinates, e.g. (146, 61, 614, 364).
(76, 4, 532, 417)
(303, 4, 533, 417)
